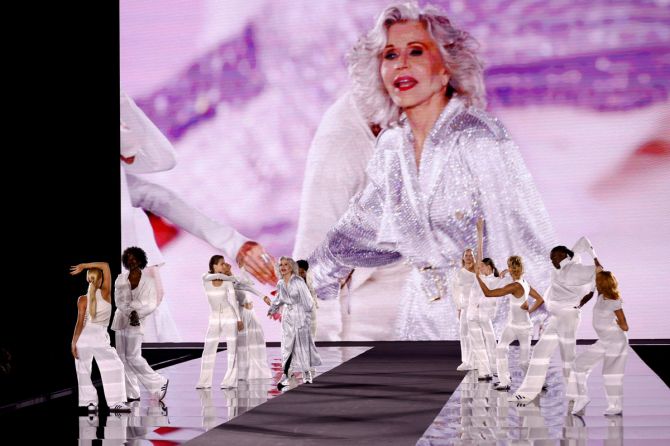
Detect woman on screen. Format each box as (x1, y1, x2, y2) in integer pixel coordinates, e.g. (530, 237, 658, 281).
(307, 2, 556, 340)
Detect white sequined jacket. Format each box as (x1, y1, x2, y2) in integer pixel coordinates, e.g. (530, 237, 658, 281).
(309, 95, 556, 339)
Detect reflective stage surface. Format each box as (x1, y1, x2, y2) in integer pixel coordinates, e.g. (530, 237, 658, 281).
(419, 345, 670, 445)
(76, 346, 371, 443)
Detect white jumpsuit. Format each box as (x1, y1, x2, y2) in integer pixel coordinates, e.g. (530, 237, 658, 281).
(567, 295, 627, 414)
(454, 268, 476, 367)
(74, 289, 127, 407)
(196, 275, 242, 388)
(495, 278, 533, 388)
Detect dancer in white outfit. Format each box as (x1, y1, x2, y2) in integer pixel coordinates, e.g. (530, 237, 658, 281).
(70, 262, 130, 412)
(297, 260, 319, 339)
(454, 249, 476, 371)
(467, 219, 511, 379)
(234, 279, 273, 381)
(201, 259, 273, 381)
(510, 237, 602, 403)
(196, 255, 244, 389)
(111, 247, 169, 401)
(269, 257, 322, 388)
(476, 256, 545, 391)
(569, 271, 629, 416)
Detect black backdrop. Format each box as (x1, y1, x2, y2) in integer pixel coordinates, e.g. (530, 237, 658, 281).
(0, 2, 120, 408)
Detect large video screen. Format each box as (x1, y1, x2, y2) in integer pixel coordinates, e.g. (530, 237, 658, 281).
(121, 0, 669, 342)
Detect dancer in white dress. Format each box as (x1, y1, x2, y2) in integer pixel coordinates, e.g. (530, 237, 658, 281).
(70, 262, 130, 412)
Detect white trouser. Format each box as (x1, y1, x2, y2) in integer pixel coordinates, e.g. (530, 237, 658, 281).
(467, 316, 491, 376)
(515, 307, 581, 399)
(480, 316, 497, 372)
(310, 308, 317, 339)
(197, 310, 238, 388)
(566, 333, 628, 411)
(459, 308, 471, 364)
(495, 323, 532, 387)
(115, 328, 166, 398)
(75, 324, 127, 406)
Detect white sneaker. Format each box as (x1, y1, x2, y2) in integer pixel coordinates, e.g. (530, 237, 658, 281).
(456, 363, 474, 371)
(572, 397, 590, 415)
(109, 402, 131, 413)
(279, 374, 290, 387)
(494, 383, 510, 391)
(508, 393, 533, 403)
(604, 407, 622, 416)
(304, 370, 313, 384)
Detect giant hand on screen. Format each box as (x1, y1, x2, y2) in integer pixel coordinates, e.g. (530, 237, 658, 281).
(236, 241, 277, 286)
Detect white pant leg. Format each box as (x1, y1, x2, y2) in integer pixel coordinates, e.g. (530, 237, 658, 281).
(515, 315, 560, 399)
(602, 338, 628, 412)
(120, 328, 165, 394)
(220, 316, 239, 388)
(459, 309, 471, 364)
(516, 325, 532, 370)
(481, 317, 497, 372)
(567, 340, 607, 402)
(468, 317, 491, 376)
(496, 326, 518, 387)
(75, 326, 98, 406)
(310, 308, 317, 339)
(558, 309, 581, 381)
(237, 312, 250, 381)
(197, 315, 223, 388)
(86, 325, 127, 406)
(115, 330, 141, 399)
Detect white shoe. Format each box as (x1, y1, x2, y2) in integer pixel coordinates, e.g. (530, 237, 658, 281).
(494, 383, 510, 391)
(508, 393, 532, 403)
(304, 370, 313, 384)
(109, 402, 131, 413)
(572, 397, 590, 415)
(195, 383, 211, 389)
(456, 363, 474, 371)
(279, 374, 290, 387)
(604, 406, 622, 416)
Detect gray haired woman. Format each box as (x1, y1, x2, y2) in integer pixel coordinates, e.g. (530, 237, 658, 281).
(308, 2, 556, 340)
(269, 257, 321, 387)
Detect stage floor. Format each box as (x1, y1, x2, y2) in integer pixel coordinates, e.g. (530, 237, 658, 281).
(4, 342, 669, 444)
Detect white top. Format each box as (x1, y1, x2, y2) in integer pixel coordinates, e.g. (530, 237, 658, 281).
(546, 257, 596, 312)
(467, 274, 505, 319)
(508, 278, 531, 327)
(453, 268, 476, 311)
(592, 295, 624, 335)
(85, 288, 111, 326)
(111, 272, 158, 331)
(202, 273, 241, 321)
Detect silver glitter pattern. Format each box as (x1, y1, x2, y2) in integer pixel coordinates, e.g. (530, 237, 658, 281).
(309, 95, 556, 339)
